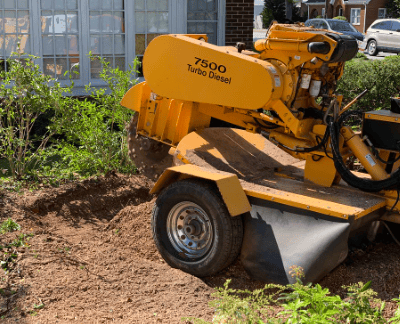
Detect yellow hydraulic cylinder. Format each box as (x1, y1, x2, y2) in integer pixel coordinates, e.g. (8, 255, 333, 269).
(341, 127, 389, 181)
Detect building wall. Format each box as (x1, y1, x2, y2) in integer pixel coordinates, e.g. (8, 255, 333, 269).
(364, 0, 388, 30)
(307, 5, 324, 18)
(225, 0, 254, 49)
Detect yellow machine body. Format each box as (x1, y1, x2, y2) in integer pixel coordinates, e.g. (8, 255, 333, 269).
(120, 23, 400, 284)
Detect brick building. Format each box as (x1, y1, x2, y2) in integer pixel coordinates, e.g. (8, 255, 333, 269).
(0, 0, 254, 94)
(305, 0, 388, 32)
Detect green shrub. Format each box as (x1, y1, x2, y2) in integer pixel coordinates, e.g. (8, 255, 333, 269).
(333, 16, 347, 21)
(44, 56, 140, 177)
(185, 277, 400, 323)
(338, 55, 400, 111)
(0, 52, 70, 179)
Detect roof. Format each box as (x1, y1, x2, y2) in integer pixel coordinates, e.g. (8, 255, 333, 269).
(304, 0, 325, 4)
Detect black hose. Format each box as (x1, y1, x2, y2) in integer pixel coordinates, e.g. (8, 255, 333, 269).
(329, 119, 400, 192)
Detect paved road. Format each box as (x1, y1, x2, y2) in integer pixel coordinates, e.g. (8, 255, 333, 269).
(364, 52, 398, 60)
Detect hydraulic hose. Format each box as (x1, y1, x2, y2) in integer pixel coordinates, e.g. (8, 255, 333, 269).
(329, 117, 400, 192)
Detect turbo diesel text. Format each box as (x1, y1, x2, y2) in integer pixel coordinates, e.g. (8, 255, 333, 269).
(187, 57, 232, 84)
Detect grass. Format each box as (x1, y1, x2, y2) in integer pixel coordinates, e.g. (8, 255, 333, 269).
(0, 219, 20, 234)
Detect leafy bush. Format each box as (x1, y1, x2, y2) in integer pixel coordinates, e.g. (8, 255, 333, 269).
(338, 55, 400, 111)
(0, 52, 70, 179)
(185, 276, 400, 323)
(47, 56, 140, 177)
(333, 16, 347, 21)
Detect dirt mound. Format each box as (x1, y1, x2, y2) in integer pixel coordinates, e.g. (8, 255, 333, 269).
(0, 174, 399, 323)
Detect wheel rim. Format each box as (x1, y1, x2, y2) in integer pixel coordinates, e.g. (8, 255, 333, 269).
(167, 201, 213, 259)
(368, 42, 376, 54)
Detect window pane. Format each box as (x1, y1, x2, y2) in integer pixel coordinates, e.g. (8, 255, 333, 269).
(41, 10, 53, 33)
(158, 0, 168, 11)
(90, 57, 101, 78)
(42, 35, 53, 55)
(114, 34, 124, 54)
(5, 11, 16, 33)
(90, 35, 100, 54)
(17, 0, 28, 9)
(69, 58, 79, 78)
(102, 11, 115, 32)
(135, 0, 145, 10)
(392, 21, 400, 31)
(67, 12, 78, 33)
(101, 0, 112, 10)
(54, 1, 64, 10)
(43, 57, 56, 76)
(19, 33, 29, 53)
(54, 12, 67, 34)
(89, 0, 100, 9)
(55, 35, 66, 55)
(4, 34, 17, 55)
(17, 10, 29, 33)
(135, 34, 145, 55)
(41, 0, 52, 9)
(158, 12, 168, 33)
(68, 35, 78, 54)
(135, 12, 145, 33)
(147, 33, 160, 45)
(89, 11, 100, 32)
(102, 34, 113, 54)
(67, 0, 77, 10)
(114, 0, 123, 10)
(0, 11, 3, 34)
(4, 0, 15, 9)
(147, 0, 157, 11)
(114, 11, 124, 32)
(115, 56, 124, 70)
(56, 58, 68, 79)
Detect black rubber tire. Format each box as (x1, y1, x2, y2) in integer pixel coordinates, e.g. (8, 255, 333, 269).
(367, 40, 378, 56)
(152, 179, 244, 277)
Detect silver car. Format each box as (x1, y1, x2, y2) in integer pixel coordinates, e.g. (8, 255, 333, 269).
(361, 19, 400, 56)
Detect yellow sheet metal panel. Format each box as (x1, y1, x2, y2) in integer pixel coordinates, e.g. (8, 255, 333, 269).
(150, 164, 251, 217)
(304, 155, 338, 188)
(120, 81, 151, 112)
(143, 35, 283, 110)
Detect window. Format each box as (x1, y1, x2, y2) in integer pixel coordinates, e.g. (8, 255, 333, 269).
(371, 21, 392, 30)
(338, 7, 343, 17)
(0, 1, 223, 92)
(0, 0, 31, 71)
(392, 20, 400, 32)
(89, 0, 125, 79)
(321, 8, 325, 18)
(320, 21, 328, 29)
(350, 8, 361, 25)
(378, 8, 386, 19)
(41, 0, 79, 80)
(187, 0, 218, 44)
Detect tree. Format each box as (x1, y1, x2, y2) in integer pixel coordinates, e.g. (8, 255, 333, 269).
(386, 0, 400, 18)
(261, 0, 286, 27)
(261, 0, 303, 28)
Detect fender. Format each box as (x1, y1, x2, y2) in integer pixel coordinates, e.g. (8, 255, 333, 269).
(150, 164, 251, 217)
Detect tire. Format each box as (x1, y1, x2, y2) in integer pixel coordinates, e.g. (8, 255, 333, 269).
(152, 179, 244, 277)
(367, 40, 378, 56)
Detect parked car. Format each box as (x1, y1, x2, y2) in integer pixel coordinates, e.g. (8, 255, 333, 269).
(304, 18, 364, 41)
(361, 19, 400, 56)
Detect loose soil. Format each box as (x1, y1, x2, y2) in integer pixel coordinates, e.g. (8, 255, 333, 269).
(0, 173, 399, 323)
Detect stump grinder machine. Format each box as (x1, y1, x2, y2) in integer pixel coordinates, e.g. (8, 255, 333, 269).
(121, 23, 400, 284)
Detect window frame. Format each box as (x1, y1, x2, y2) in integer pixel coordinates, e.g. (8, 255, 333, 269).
(378, 8, 386, 19)
(350, 8, 361, 26)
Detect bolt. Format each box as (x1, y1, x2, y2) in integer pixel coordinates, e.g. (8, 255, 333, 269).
(307, 206, 310, 209)
(181, 235, 186, 240)
(179, 215, 184, 220)
(177, 225, 183, 230)
(341, 129, 346, 134)
(188, 242, 193, 247)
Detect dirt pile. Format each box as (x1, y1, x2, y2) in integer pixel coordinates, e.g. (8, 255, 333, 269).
(0, 174, 399, 323)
